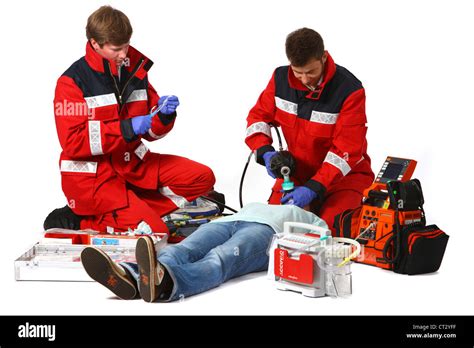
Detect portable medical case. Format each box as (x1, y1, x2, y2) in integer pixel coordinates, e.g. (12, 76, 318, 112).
(14, 228, 167, 282)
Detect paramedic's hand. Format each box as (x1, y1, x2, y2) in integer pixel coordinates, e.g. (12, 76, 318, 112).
(131, 114, 152, 135)
(158, 95, 180, 115)
(281, 186, 317, 207)
(263, 151, 277, 179)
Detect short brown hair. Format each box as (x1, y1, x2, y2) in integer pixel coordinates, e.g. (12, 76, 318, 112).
(285, 28, 325, 67)
(86, 6, 133, 47)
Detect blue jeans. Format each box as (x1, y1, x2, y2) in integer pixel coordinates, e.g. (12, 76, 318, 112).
(122, 221, 275, 301)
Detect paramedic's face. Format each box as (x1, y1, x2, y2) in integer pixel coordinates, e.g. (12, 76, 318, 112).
(291, 53, 327, 88)
(91, 39, 130, 66)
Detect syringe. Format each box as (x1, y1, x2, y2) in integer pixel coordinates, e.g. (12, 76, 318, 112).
(150, 96, 171, 118)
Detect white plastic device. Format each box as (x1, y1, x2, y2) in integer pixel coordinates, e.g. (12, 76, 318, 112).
(272, 222, 360, 298)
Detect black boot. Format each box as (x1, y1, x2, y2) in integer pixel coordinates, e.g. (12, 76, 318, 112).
(43, 205, 83, 230)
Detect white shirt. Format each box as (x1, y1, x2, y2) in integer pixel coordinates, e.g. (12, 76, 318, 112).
(211, 202, 328, 234)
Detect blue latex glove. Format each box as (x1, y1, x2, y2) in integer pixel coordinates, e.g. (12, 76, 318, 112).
(131, 114, 152, 135)
(158, 95, 180, 115)
(281, 186, 317, 207)
(262, 151, 277, 179)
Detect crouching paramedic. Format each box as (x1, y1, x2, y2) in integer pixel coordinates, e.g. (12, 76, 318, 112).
(45, 6, 215, 233)
(245, 28, 374, 233)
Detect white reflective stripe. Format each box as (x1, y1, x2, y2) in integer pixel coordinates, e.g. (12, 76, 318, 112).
(159, 186, 189, 208)
(134, 142, 149, 160)
(126, 89, 148, 103)
(147, 128, 168, 140)
(324, 151, 351, 176)
(88, 121, 104, 155)
(355, 155, 365, 165)
(310, 111, 339, 124)
(84, 93, 117, 109)
(275, 96, 297, 115)
(245, 122, 272, 139)
(60, 160, 97, 174)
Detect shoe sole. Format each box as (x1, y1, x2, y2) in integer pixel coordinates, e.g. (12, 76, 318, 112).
(135, 237, 157, 303)
(81, 247, 137, 300)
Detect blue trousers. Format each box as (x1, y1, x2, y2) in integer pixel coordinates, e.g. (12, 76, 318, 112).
(122, 221, 275, 301)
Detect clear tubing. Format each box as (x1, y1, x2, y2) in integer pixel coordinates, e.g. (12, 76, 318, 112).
(315, 238, 361, 272)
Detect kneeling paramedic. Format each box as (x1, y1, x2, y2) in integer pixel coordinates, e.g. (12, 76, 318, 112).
(46, 6, 215, 233)
(80, 202, 328, 302)
(245, 28, 374, 233)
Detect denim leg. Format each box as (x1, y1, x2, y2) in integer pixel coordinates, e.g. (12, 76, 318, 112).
(161, 221, 275, 301)
(120, 222, 235, 287)
(157, 222, 235, 267)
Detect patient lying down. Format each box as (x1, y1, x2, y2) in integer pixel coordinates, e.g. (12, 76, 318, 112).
(80, 202, 328, 302)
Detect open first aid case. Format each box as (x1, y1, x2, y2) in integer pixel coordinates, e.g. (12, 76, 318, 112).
(15, 197, 222, 282)
(14, 228, 168, 282)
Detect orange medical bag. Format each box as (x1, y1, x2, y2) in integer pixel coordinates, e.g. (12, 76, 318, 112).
(334, 157, 449, 274)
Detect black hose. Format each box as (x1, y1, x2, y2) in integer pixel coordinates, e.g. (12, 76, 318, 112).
(383, 210, 426, 265)
(239, 152, 253, 208)
(272, 123, 284, 151)
(239, 124, 284, 208)
(200, 195, 238, 214)
(382, 224, 400, 264)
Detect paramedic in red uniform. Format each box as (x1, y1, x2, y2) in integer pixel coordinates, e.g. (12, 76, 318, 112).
(245, 28, 374, 233)
(44, 6, 215, 233)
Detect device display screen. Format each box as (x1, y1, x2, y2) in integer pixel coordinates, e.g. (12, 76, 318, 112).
(383, 163, 404, 180)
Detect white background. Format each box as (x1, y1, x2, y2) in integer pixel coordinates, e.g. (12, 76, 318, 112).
(0, 0, 473, 315)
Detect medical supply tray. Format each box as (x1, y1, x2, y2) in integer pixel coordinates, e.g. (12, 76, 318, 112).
(15, 243, 137, 282)
(14, 229, 168, 282)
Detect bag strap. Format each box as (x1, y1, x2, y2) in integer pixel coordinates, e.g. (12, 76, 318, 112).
(383, 180, 427, 267)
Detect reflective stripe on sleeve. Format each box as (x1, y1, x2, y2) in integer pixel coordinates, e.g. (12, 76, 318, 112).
(245, 122, 272, 139)
(324, 151, 351, 176)
(88, 120, 104, 155)
(148, 129, 169, 140)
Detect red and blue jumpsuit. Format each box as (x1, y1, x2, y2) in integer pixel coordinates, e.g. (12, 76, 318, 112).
(54, 42, 215, 233)
(245, 53, 374, 232)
